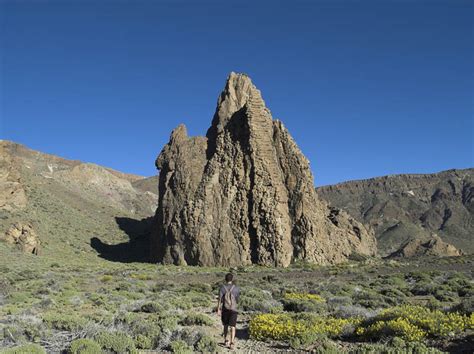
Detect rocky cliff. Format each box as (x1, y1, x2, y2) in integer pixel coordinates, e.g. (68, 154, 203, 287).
(151, 73, 377, 267)
(318, 169, 474, 256)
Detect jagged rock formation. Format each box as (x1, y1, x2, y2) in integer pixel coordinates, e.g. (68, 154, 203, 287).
(388, 234, 464, 258)
(318, 168, 474, 255)
(151, 72, 377, 267)
(2, 222, 41, 255)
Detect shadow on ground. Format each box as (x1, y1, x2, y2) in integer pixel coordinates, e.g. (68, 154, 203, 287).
(236, 327, 248, 340)
(90, 216, 154, 263)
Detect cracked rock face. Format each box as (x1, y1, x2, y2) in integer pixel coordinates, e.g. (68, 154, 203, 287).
(3, 223, 41, 255)
(151, 72, 376, 266)
(0, 143, 27, 211)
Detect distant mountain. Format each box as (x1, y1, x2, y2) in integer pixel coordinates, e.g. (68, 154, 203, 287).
(318, 169, 474, 256)
(0, 140, 157, 263)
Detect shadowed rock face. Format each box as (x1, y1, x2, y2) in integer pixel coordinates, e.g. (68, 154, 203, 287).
(151, 73, 377, 267)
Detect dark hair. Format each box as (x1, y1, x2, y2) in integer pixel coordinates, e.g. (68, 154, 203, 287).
(225, 273, 234, 282)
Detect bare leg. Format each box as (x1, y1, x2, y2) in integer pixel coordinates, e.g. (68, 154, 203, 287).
(223, 325, 229, 344)
(230, 326, 236, 348)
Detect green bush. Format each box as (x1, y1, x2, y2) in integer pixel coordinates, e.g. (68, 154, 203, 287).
(195, 334, 217, 352)
(157, 314, 180, 333)
(100, 275, 113, 283)
(95, 331, 137, 353)
(2, 344, 46, 354)
(140, 301, 166, 313)
(183, 283, 212, 294)
(282, 296, 326, 313)
(43, 313, 87, 331)
(180, 313, 213, 326)
(169, 339, 193, 354)
(134, 333, 153, 350)
(453, 296, 474, 314)
(353, 290, 387, 309)
(289, 332, 337, 351)
(239, 288, 282, 312)
(69, 338, 102, 354)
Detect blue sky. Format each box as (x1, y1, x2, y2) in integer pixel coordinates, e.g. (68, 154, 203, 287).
(1, 0, 473, 186)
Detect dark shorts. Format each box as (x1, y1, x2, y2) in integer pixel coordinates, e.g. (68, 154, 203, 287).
(221, 308, 238, 327)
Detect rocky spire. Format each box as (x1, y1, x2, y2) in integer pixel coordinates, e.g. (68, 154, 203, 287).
(151, 73, 377, 266)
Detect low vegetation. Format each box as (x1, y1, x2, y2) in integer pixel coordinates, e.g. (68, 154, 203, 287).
(0, 247, 472, 352)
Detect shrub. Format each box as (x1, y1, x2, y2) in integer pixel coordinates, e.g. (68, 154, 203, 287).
(381, 305, 472, 337)
(180, 313, 213, 326)
(134, 333, 153, 350)
(239, 288, 282, 313)
(284, 292, 325, 302)
(100, 275, 113, 283)
(356, 317, 426, 341)
(352, 341, 443, 353)
(356, 305, 473, 341)
(282, 292, 326, 313)
(43, 313, 87, 331)
(2, 344, 46, 354)
(326, 296, 352, 310)
(183, 283, 212, 294)
(140, 301, 166, 313)
(249, 313, 360, 341)
(353, 290, 387, 309)
(289, 332, 338, 352)
(169, 339, 193, 354)
(170, 291, 211, 309)
(157, 314, 180, 332)
(95, 331, 137, 353)
(453, 296, 474, 314)
(332, 305, 377, 320)
(195, 334, 217, 352)
(69, 338, 102, 354)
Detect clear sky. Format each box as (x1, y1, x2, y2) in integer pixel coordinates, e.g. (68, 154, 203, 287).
(1, 0, 473, 186)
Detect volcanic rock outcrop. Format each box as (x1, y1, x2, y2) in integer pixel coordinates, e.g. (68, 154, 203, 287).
(2, 223, 41, 255)
(388, 234, 464, 258)
(151, 73, 377, 267)
(0, 143, 27, 211)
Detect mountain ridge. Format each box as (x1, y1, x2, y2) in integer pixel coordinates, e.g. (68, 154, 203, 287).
(318, 167, 473, 255)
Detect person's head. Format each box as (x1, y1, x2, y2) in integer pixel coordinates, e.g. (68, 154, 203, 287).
(225, 273, 233, 283)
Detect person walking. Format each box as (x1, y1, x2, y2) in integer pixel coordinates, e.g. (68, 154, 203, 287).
(217, 273, 240, 350)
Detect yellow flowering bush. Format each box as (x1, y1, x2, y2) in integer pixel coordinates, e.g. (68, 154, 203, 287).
(379, 305, 471, 337)
(282, 292, 327, 313)
(356, 318, 426, 341)
(284, 293, 325, 302)
(357, 305, 472, 341)
(249, 313, 360, 341)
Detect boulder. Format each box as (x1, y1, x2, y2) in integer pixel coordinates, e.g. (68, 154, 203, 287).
(388, 234, 463, 258)
(3, 223, 41, 255)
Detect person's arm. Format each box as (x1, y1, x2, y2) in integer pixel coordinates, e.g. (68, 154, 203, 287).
(217, 287, 223, 315)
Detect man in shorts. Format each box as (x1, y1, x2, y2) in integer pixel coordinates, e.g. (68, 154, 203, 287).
(217, 273, 240, 349)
